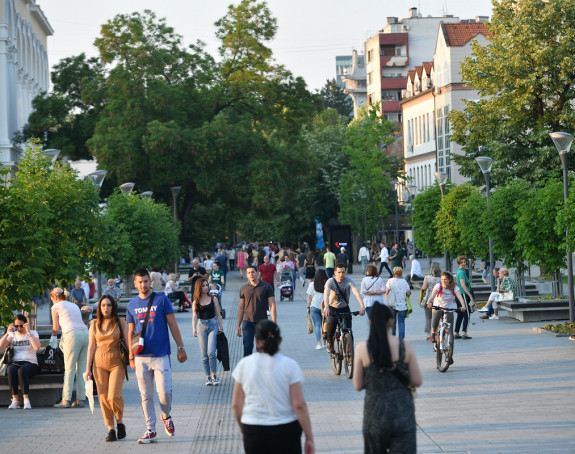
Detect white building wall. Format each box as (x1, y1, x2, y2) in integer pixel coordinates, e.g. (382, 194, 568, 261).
(0, 0, 53, 168)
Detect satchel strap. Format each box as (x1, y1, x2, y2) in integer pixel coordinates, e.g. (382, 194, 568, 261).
(140, 292, 156, 336)
(333, 279, 350, 307)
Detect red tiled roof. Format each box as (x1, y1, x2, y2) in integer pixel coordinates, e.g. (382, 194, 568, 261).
(442, 22, 493, 47)
(422, 61, 434, 74)
(407, 69, 415, 83)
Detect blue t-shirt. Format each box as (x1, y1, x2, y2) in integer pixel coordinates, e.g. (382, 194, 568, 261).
(126, 292, 175, 357)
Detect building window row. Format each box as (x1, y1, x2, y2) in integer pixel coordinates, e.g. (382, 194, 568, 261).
(436, 105, 451, 177)
(408, 164, 434, 191)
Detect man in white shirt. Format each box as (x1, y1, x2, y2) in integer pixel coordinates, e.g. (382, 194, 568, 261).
(358, 242, 370, 275)
(407, 254, 423, 289)
(378, 242, 393, 278)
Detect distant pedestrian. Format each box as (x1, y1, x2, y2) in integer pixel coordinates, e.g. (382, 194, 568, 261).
(232, 320, 315, 454)
(336, 247, 349, 271)
(323, 246, 336, 278)
(358, 242, 370, 275)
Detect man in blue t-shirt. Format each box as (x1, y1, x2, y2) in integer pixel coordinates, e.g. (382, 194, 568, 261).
(127, 268, 187, 444)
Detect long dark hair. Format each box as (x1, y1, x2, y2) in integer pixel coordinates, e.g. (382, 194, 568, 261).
(313, 269, 328, 293)
(193, 278, 209, 314)
(367, 302, 394, 369)
(255, 320, 281, 356)
(96, 294, 119, 331)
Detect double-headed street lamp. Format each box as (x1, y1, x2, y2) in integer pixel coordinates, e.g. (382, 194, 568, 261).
(87, 170, 108, 298)
(434, 172, 449, 272)
(550, 131, 575, 323)
(359, 189, 367, 243)
(476, 156, 496, 292)
(170, 186, 182, 272)
(406, 184, 416, 246)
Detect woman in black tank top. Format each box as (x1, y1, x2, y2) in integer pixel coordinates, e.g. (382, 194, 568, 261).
(192, 278, 224, 386)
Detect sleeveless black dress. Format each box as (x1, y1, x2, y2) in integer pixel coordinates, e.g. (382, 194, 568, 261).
(363, 339, 416, 454)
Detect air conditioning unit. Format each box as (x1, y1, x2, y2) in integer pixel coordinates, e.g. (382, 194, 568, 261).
(402, 24, 410, 31)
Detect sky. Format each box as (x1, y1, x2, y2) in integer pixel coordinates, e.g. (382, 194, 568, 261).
(39, 0, 495, 91)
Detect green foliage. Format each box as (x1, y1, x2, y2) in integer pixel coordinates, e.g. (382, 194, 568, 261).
(556, 175, 575, 254)
(412, 185, 443, 258)
(516, 179, 564, 275)
(338, 105, 401, 240)
(450, 0, 575, 185)
(0, 141, 101, 326)
(100, 191, 180, 277)
(485, 179, 531, 271)
(456, 188, 488, 260)
(435, 184, 479, 258)
(319, 79, 353, 120)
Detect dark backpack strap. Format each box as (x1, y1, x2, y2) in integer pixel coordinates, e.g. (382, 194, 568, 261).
(398, 337, 406, 362)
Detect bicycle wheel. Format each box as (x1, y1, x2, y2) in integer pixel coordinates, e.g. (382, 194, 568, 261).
(343, 331, 354, 379)
(331, 334, 342, 376)
(437, 329, 452, 372)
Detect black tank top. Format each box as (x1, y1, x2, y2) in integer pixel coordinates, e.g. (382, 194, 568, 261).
(198, 297, 216, 320)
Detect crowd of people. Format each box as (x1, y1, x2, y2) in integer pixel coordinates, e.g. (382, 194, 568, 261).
(3, 239, 518, 453)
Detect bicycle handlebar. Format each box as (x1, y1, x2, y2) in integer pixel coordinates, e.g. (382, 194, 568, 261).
(431, 306, 459, 312)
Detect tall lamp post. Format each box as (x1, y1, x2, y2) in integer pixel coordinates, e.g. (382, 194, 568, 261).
(434, 172, 450, 272)
(550, 131, 575, 323)
(170, 186, 182, 272)
(389, 180, 399, 243)
(406, 184, 416, 247)
(359, 189, 367, 243)
(87, 170, 108, 298)
(476, 156, 496, 291)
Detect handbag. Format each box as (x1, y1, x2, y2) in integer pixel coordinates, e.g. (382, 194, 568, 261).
(307, 314, 313, 334)
(419, 288, 427, 307)
(0, 346, 14, 376)
(37, 345, 65, 374)
(115, 316, 130, 380)
(405, 295, 413, 318)
(131, 292, 156, 355)
(386, 281, 396, 308)
(467, 298, 478, 314)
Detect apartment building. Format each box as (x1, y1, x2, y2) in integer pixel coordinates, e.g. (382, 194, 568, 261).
(340, 49, 367, 117)
(402, 19, 492, 191)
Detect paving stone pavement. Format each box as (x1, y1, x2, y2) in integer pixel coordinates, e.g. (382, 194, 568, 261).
(1, 265, 574, 453)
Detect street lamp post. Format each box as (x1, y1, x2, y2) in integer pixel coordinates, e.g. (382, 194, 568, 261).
(170, 186, 182, 272)
(406, 184, 416, 247)
(550, 132, 575, 323)
(141, 191, 153, 201)
(87, 170, 108, 298)
(390, 180, 399, 243)
(359, 189, 367, 243)
(119, 182, 135, 196)
(434, 172, 450, 272)
(476, 156, 496, 291)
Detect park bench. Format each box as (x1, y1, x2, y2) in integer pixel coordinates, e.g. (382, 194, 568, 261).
(0, 372, 63, 407)
(499, 297, 570, 322)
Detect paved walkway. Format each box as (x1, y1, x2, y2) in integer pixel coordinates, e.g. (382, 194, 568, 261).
(1, 266, 575, 453)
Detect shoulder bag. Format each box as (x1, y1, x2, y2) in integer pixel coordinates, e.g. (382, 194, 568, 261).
(116, 317, 130, 380)
(386, 279, 396, 308)
(333, 279, 350, 308)
(131, 292, 156, 355)
(0, 345, 14, 376)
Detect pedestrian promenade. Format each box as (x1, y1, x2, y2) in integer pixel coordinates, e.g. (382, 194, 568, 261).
(1, 266, 574, 453)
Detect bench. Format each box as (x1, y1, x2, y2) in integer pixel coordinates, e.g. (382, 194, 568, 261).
(0, 373, 64, 406)
(499, 298, 570, 322)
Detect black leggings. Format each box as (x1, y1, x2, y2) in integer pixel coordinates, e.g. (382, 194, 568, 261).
(243, 420, 302, 454)
(7, 361, 40, 395)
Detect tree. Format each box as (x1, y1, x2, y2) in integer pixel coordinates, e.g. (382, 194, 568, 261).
(0, 142, 102, 326)
(338, 104, 402, 241)
(516, 179, 564, 292)
(450, 0, 575, 185)
(412, 185, 443, 259)
(100, 191, 180, 278)
(319, 79, 353, 120)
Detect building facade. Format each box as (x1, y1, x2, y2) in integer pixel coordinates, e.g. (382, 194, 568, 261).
(365, 7, 459, 123)
(340, 49, 367, 117)
(0, 0, 52, 173)
(401, 20, 492, 191)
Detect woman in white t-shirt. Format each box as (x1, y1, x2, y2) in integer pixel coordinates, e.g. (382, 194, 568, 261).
(385, 266, 411, 339)
(361, 265, 386, 318)
(306, 269, 328, 350)
(0, 314, 41, 409)
(232, 321, 315, 454)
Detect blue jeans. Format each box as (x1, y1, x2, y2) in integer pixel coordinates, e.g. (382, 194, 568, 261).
(197, 317, 219, 375)
(310, 307, 323, 343)
(361, 257, 368, 274)
(326, 268, 334, 278)
(392, 309, 407, 339)
(242, 320, 256, 357)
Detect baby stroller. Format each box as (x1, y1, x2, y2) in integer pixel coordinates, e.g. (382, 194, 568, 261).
(209, 283, 226, 318)
(279, 268, 294, 302)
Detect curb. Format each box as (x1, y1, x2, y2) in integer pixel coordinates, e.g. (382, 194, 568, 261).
(532, 327, 573, 337)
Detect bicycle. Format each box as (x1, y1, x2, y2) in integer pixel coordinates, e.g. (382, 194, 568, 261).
(432, 306, 458, 372)
(329, 311, 359, 379)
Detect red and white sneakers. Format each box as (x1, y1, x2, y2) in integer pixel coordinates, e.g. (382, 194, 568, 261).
(138, 430, 157, 444)
(162, 416, 175, 437)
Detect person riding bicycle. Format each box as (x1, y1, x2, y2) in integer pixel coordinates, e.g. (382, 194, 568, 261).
(323, 263, 365, 354)
(426, 271, 467, 362)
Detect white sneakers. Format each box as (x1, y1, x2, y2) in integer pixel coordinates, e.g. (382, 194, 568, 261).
(478, 306, 489, 312)
(315, 344, 322, 350)
(490, 315, 499, 320)
(23, 399, 31, 409)
(8, 399, 19, 409)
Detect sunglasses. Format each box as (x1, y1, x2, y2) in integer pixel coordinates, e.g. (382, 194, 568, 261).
(14, 324, 25, 329)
